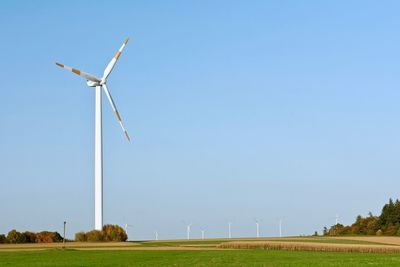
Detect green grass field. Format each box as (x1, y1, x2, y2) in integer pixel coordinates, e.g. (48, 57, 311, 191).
(1, 249, 400, 267)
(2, 237, 400, 266)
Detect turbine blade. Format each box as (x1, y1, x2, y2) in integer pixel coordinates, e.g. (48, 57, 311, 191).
(103, 38, 129, 80)
(55, 62, 101, 83)
(102, 84, 131, 141)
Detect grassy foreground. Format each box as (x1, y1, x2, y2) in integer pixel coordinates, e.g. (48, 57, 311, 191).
(2, 249, 400, 266)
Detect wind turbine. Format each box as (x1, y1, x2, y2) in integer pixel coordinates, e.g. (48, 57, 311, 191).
(186, 223, 192, 240)
(279, 219, 282, 238)
(201, 229, 205, 240)
(228, 222, 232, 239)
(56, 38, 131, 230)
(155, 230, 159, 241)
(255, 220, 260, 238)
(125, 223, 132, 240)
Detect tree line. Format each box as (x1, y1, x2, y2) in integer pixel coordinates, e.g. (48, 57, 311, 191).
(0, 230, 62, 244)
(0, 224, 127, 244)
(324, 198, 400, 236)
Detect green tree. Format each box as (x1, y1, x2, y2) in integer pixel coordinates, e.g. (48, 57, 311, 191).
(6, 230, 26, 244)
(22, 231, 37, 243)
(379, 198, 396, 229)
(323, 227, 328, 236)
(384, 223, 397, 235)
(75, 232, 87, 242)
(0, 234, 6, 244)
(86, 230, 103, 242)
(102, 224, 127, 242)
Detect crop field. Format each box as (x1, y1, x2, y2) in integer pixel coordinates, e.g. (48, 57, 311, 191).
(2, 236, 400, 266)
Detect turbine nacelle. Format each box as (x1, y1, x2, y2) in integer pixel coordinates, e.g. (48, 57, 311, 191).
(86, 79, 106, 87)
(87, 80, 100, 87)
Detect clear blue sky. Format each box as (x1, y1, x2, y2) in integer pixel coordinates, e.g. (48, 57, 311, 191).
(1, 0, 400, 240)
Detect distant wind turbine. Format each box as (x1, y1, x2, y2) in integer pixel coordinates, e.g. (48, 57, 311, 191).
(201, 229, 205, 240)
(186, 223, 192, 240)
(155, 230, 159, 241)
(124, 223, 132, 240)
(228, 222, 232, 239)
(255, 219, 260, 238)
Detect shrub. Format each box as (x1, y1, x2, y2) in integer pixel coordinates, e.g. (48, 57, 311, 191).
(102, 224, 127, 242)
(52, 232, 63, 242)
(0, 234, 6, 244)
(74, 225, 127, 242)
(75, 232, 87, 242)
(36, 231, 62, 243)
(6, 230, 26, 244)
(22, 232, 37, 243)
(86, 230, 103, 242)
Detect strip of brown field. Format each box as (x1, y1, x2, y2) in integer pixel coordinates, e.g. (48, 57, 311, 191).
(180, 244, 219, 247)
(0, 245, 222, 252)
(76, 246, 222, 251)
(0, 242, 224, 251)
(218, 241, 400, 253)
(331, 236, 400, 246)
(0, 242, 140, 251)
(146, 237, 305, 242)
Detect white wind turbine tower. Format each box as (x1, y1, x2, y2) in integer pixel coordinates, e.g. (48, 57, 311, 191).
(125, 223, 132, 240)
(56, 38, 131, 230)
(228, 222, 232, 239)
(186, 223, 192, 240)
(155, 230, 159, 241)
(279, 219, 282, 238)
(255, 220, 260, 238)
(201, 229, 205, 240)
